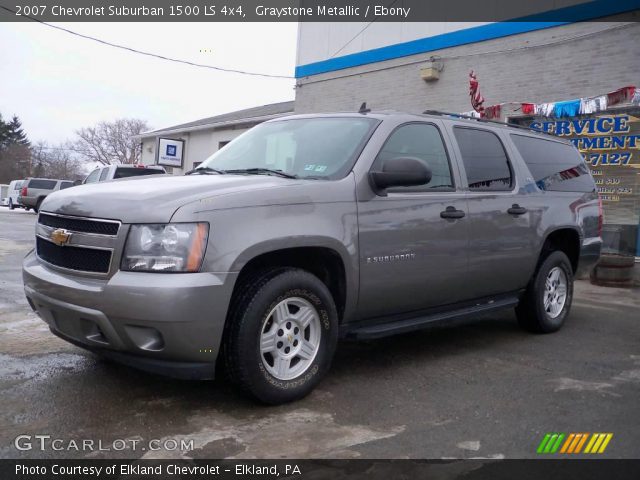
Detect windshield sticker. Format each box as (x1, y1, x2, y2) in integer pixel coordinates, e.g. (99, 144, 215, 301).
(304, 164, 316, 171)
(314, 165, 328, 172)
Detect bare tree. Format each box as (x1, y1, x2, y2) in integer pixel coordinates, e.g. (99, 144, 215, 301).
(0, 143, 31, 183)
(30, 141, 87, 180)
(73, 118, 149, 165)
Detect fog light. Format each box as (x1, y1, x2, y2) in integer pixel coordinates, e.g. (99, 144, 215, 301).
(125, 326, 164, 351)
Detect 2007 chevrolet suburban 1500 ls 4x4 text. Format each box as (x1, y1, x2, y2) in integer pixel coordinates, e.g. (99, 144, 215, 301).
(23, 112, 602, 404)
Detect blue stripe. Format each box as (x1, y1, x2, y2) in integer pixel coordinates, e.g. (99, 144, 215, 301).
(295, 0, 640, 78)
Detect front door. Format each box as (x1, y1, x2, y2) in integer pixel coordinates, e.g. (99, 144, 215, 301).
(356, 122, 470, 320)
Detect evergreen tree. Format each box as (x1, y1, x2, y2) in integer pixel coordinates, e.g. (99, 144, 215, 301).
(6, 115, 30, 146)
(0, 114, 10, 149)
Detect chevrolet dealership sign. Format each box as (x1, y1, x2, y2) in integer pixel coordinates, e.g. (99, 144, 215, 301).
(157, 138, 184, 168)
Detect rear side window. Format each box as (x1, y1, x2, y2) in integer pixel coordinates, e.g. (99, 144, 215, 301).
(454, 128, 513, 191)
(13, 181, 22, 191)
(373, 123, 454, 192)
(99, 168, 110, 181)
(510, 135, 595, 192)
(114, 168, 165, 179)
(28, 179, 57, 189)
(59, 181, 74, 190)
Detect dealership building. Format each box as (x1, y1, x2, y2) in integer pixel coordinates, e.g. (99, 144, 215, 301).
(294, 9, 640, 258)
(136, 101, 293, 174)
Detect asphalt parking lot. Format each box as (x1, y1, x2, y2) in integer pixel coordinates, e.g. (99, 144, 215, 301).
(1, 207, 638, 460)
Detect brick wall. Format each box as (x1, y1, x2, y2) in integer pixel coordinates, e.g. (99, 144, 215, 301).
(295, 22, 640, 114)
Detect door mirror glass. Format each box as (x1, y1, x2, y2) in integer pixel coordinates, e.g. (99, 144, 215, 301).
(370, 157, 432, 193)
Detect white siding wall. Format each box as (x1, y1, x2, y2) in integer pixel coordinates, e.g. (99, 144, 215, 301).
(140, 127, 251, 174)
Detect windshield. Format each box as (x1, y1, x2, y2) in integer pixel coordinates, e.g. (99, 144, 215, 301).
(198, 117, 379, 179)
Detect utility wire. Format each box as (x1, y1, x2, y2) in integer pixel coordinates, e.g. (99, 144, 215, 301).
(0, 4, 294, 79)
(330, 0, 400, 58)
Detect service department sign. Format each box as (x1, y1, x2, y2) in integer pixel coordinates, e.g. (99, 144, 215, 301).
(157, 138, 184, 168)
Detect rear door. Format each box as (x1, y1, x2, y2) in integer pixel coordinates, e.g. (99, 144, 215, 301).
(445, 124, 537, 298)
(356, 121, 470, 319)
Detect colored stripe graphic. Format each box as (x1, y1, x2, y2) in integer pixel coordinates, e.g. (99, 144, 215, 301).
(537, 434, 552, 454)
(537, 433, 565, 454)
(539, 433, 613, 454)
(585, 433, 613, 453)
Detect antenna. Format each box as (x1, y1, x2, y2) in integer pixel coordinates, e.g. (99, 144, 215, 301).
(358, 102, 371, 114)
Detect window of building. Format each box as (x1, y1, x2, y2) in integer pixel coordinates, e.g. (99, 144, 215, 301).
(454, 127, 513, 191)
(373, 123, 453, 192)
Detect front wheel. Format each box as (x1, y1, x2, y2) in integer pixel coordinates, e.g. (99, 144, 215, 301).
(516, 251, 574, 333)
(223, 268, 338, 404)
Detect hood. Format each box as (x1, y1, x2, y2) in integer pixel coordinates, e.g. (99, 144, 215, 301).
(41, 174, 304, 223)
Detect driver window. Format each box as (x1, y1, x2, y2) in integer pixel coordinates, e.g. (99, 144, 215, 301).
(373, 123, 454, 192)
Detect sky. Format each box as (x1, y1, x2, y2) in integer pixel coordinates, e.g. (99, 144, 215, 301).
(0, 22, 298, 144)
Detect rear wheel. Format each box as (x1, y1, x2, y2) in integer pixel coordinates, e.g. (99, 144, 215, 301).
(223, 268, 338, 404)
(34, 198, 43, 213)
(516, 251, 573, 333)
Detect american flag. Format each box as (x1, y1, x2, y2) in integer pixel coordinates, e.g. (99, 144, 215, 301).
(469, 70, 485, 114)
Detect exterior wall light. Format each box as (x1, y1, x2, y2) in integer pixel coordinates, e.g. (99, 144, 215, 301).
(420, 56, 444, 82)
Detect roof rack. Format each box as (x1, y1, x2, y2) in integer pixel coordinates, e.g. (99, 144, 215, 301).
(421, 109, 554, 136)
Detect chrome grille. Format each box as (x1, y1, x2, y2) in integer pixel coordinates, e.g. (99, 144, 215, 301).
(36, 212, 121, 275)
(38, 212, 119, 236)
(36, 237, 111, 273)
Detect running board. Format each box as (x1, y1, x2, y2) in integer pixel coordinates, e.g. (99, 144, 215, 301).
(344, 296, 520, 340)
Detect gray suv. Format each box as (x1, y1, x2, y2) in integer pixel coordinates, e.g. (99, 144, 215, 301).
(18, 178, 75, 212)
(23, 112, 602, 404)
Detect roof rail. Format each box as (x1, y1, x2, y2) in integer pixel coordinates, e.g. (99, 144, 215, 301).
(421, 109, 554, 136)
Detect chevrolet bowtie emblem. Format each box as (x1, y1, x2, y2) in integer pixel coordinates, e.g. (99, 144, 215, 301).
(50, 228, 72, 246)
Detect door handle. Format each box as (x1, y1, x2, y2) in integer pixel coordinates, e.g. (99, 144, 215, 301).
(440, 206, 466, 219)
(507, 204, 527, 215)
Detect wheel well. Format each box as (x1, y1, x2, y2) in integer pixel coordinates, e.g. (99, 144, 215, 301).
(541, 229, 580, 273)
(233, 247, 347, 320)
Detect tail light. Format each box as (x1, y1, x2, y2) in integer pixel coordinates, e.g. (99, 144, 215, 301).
(597, 194, 603, 237)
(20, 186, 27, 197)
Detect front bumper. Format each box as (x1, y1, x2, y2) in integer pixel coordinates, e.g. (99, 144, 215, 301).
(23, 251, 238, 379)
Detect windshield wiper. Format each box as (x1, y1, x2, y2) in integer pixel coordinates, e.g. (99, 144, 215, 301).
(224, 168, 298, 179)
(185, 166, 225, 175)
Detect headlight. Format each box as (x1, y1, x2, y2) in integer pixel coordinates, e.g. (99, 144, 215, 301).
(121, 223, 209, 272)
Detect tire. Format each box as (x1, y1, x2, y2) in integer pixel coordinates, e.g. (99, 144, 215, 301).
(9, 199, 14, 210)
(516, 251, 574, 333)
(34, 198, 43, 213)
(223, 268, 338, 404)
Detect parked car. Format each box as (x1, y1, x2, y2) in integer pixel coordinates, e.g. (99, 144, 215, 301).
(23, 111, 602, 404)
(18, 178, 75, 212)
(0, 184, 8, 206)
(6, 180, 26, 210)
(83, 164, 166, 184)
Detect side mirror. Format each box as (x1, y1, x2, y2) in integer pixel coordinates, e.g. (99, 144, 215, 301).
(369, 157, 432, 194)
